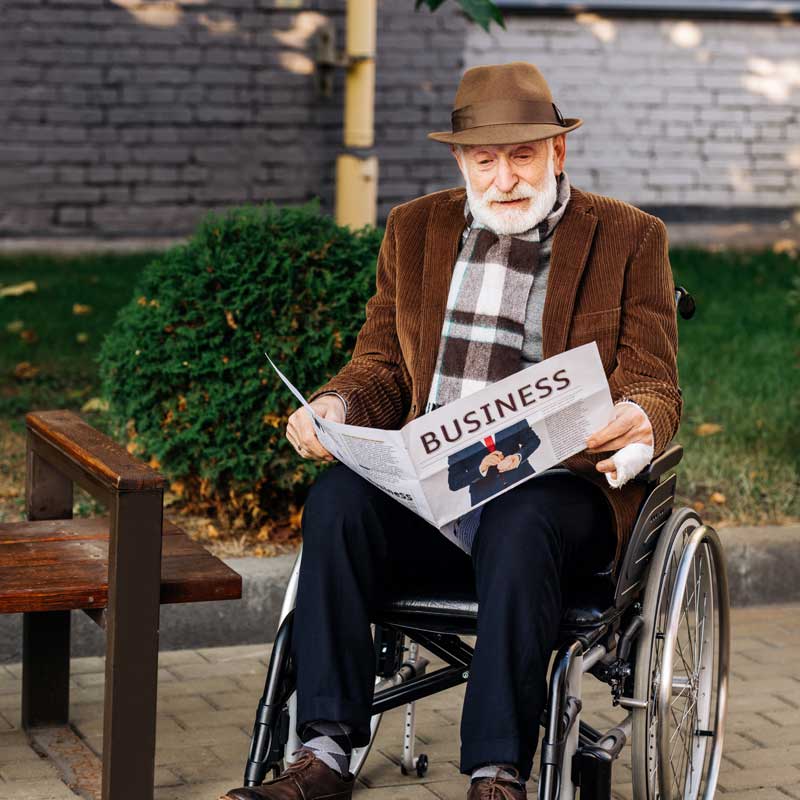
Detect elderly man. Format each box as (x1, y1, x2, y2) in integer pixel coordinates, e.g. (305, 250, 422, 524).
(223, 62, 679, 800)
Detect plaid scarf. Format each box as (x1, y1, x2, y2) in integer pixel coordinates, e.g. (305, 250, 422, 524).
(428, 172, 571, 554)
(426, 172, 571, 414)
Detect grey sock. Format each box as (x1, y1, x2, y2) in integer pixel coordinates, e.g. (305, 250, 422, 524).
(300, 720, 353, 778)
(470, 764, 525, 788)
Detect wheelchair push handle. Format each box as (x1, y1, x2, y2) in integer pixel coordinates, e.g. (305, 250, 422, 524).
(674, 285, 695, 320)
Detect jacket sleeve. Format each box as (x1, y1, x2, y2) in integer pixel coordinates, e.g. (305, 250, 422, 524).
(308, 209, 413, 429)
(517, 424, 542, 462)
(607, 217, 682, 456)
(447, 447, 485, 491)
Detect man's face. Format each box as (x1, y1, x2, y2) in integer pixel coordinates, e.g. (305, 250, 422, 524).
(451, 135, 567, 235)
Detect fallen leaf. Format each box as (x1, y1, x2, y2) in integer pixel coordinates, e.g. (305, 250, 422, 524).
(225, 309, 238, 330)
(695, 422, 723, 437)
(773, 238, 797, 256)
(0, 281, 38, 298)
(256, 522, 274, 541)
(81, 397, 109, 412)
(148, 455, 161, 470)
(72, 303, 92, 315)
(76, 332, 89, 344)
(20, 328, 38, 343)
(206, 523, 219, 540)
(710, 491, 726, 504)
(692, 500, 705, 512)
(5, 320, 24, 333)
(13, 361, 39, 379)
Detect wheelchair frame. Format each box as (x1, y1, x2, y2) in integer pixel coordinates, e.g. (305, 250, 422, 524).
(241, 443, 730, 800)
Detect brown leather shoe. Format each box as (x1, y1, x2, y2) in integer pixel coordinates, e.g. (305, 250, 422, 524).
(220, 749, 355, 799)
(466, 768, 527, 799)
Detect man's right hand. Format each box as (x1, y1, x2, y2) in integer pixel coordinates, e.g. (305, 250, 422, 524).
(286, 394, 346, 461)
(479, 450, 505, 476)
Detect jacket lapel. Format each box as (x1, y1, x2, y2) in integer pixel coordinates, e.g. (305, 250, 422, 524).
(542, 186, 598, 359)
(416, 189, 468, 410)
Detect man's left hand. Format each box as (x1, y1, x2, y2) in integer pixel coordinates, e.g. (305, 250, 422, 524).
(586, 403, 654, 475)
(496, 453, 522, 473)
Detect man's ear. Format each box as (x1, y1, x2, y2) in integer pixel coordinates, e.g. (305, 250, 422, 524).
(552, 134, 566, 175)
(450, 144, 464, 171)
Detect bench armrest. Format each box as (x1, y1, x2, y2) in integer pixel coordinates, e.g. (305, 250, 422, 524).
(26, 410, 165, 493)
(633, 443, 683, 485)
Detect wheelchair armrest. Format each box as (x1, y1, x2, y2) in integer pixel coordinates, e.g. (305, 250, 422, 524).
(633, 443, 683, 485)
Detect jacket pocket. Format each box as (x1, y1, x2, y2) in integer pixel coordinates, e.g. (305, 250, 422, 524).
(567, 306, 621, 373)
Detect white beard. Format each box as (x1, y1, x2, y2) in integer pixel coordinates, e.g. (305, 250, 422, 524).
(463, 149, 558, 236)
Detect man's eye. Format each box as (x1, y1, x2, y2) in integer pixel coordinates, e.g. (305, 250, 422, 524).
(478, 160, 492, 166)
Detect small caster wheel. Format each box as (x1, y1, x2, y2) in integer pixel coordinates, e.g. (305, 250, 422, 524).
(416, 754, 428, 777)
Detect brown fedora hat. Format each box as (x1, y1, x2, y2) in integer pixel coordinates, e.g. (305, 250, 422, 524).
(428, 62, 582, 146)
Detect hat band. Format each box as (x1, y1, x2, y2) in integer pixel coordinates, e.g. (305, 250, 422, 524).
(451, 100, 566, 132)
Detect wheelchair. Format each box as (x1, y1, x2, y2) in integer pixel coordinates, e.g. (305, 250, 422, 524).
(240, 287, 731, 800)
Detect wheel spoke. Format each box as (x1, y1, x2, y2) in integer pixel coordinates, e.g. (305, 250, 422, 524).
(681, 570, 696, 669)
(675, 632, 694, 677)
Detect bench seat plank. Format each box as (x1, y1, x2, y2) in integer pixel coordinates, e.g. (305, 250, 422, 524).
(0, 517, 242, 614)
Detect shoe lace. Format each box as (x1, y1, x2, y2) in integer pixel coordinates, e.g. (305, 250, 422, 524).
(284, 749, 317, 774)
(474, 768, 523, 800)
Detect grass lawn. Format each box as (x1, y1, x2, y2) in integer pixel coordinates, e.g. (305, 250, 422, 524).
(0, 247, 798, 532)
(0, 252, 159, 420)
(672, 248, 799, 524)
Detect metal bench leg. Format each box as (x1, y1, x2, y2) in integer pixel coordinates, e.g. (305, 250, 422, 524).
(102, 489, 163, 800)
(22, 611, 71, 728)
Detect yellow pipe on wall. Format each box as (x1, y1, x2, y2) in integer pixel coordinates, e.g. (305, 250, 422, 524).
(336, 0, 378, 228)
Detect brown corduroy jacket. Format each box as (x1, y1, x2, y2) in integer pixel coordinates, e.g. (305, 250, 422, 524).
(311, 185, 681, 566)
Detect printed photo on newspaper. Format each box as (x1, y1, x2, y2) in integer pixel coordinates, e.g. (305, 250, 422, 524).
(266, 342, 614, 552)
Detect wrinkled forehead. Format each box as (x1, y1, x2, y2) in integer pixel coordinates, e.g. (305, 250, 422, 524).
(459, 140, 552, 157)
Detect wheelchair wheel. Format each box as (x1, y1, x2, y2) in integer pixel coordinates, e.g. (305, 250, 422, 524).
(631, 508, 730, 800)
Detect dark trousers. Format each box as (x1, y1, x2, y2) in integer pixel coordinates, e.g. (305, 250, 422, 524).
(291, 464, 615, 781)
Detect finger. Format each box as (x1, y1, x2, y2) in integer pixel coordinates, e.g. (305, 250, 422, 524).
(596, 458, 616, 473)
(586, 413, 635, 450)
(305, 438, 333, 460)
(587, 432, 640, 454)
(586, 421, 646, 452)
(294, 411, 319, 450)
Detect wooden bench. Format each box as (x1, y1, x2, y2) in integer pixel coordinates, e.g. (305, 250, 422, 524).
(0, 409, 242, 800)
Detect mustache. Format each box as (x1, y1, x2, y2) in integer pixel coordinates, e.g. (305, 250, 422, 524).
(481, 181, 538, 203)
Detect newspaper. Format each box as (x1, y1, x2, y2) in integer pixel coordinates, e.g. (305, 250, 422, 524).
(267, 342, 614, 552)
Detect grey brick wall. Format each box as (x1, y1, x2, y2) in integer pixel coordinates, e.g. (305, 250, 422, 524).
(0, 0, 465, 239)
(465, 15, 800, 211)
(1, 3, 797, 240)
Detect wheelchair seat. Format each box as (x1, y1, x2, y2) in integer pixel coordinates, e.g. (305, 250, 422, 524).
(378, 570, 621, 644)
(376, 451, 685, 646)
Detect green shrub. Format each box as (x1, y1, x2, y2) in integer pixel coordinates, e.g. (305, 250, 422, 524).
(98, 202, 382, 534)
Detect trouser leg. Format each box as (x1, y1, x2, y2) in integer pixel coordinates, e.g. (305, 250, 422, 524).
(292, 463, 472, 747)
(459, 473, 615, 782)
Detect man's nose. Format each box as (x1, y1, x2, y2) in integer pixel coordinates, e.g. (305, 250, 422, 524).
(494, 158, 517, 194)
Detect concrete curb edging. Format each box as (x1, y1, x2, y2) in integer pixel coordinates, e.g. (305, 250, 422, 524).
(1, 525, 798, 663)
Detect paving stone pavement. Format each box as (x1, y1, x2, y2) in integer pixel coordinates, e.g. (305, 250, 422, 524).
(1, 604, 799, 800)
